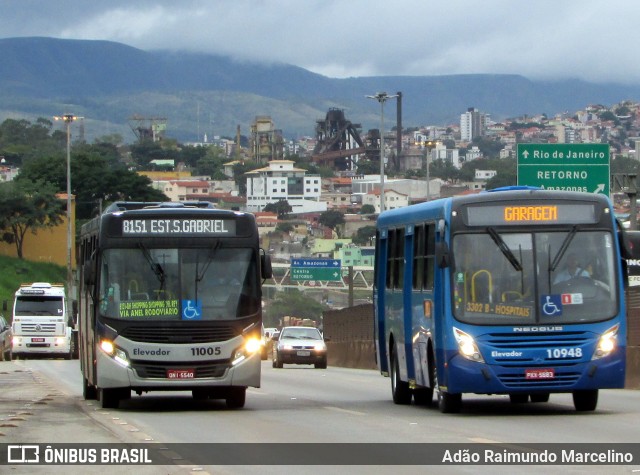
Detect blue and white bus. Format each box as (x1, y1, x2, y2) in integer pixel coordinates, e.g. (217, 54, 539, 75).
(374, 187, 629, 413)
(78, 202, 271, 409)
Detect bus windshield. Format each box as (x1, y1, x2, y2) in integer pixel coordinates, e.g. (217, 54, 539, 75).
(452, 230, 618, 325)
(99, 247, 260, 321)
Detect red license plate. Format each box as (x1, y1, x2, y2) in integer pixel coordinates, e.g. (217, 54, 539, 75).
(31, 338, 45, 343)
(167, 369, 195, 379)
(525, 368, 555, 380)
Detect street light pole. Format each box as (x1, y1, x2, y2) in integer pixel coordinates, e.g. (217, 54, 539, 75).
(366, 92, 398, 213)
(54, 114, 81, 296)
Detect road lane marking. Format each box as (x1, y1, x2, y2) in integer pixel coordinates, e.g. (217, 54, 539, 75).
(323, 406, 367, 416)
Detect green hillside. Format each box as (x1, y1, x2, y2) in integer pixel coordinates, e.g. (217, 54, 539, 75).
(0, 255, 66, 322)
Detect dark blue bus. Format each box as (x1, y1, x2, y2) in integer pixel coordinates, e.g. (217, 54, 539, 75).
(374, 187, 629, 413)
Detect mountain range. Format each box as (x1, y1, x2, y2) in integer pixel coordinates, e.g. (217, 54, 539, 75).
(2, 36, 640, 143)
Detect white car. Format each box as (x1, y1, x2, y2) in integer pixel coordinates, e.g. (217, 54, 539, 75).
(272, 326, 327, 369)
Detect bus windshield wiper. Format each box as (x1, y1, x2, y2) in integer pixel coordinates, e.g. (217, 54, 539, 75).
(549, 226, 578, 272)
(138, 242, 165, 284)
(487, 227, 522, 271)
(195, 241, 222, 300)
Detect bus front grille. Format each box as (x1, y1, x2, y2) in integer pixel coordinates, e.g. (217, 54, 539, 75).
(121, 326, 239, 344)
(497, 370, 582, 388)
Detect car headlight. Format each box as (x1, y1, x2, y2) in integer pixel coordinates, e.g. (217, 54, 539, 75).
(592, 323, 619, 360)
(453, 327, 484, 363)
(314, 343, 326, 351)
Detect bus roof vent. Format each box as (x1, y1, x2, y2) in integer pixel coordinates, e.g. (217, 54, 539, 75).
(103, 201, 215, 214)
(485, 185, 540, 193)
(143, 201, 215, 209)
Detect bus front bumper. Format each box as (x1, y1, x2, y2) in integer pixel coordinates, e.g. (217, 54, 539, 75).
(96, 349, 261, 390)
(443, 351, 626, 395)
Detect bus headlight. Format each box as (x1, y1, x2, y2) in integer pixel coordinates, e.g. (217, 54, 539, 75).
(453, 327, 485, 363)
(100, 339, 130, 367)
(592, 324, 619, 360)
(244, 337, 262, 355)
(232, 337, 262, 366)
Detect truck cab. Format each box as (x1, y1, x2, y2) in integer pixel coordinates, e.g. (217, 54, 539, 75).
(11, 282, 77, 359)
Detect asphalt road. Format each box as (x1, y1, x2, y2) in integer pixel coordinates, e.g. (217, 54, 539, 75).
(2, 358, 640, 474)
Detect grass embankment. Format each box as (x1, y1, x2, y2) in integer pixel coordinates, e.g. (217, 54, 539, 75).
(0, 255, 66, 321)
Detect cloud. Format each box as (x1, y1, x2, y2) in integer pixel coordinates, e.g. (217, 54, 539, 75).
(1, 0, 640, 83)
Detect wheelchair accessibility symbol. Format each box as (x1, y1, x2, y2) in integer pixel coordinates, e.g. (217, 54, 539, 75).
(182, 299, 202, 320)
(541, 295, 562, 316)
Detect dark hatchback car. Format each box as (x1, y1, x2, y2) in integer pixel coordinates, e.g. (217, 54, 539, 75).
(272, 326, 327, 369)
(0, 315, 12, 361)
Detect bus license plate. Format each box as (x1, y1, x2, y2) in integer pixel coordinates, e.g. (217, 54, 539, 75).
(297, 350, 311, 356)
(31, 338, 45, 342)
(167, 369, 195, 379)
(525, 368, 555, 380)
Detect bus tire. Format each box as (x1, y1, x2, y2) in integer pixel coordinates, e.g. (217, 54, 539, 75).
(192, 390, 206, 400)
(390, 346, 411, 405)
(438, 391, 462, 413)
(99, 388, 120, 409)
(83, 378, 97, 400)
(226, 387, 246, 409)
(509, 393, 529, 404)
(435, 366, 462, 413)
(573, 389, 598, 411)
(530, 393, 550, 403)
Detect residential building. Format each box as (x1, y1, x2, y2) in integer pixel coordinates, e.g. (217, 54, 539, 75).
(362, 189, 409, 214)
(245, 160, 326, 214)
(460, 107, 487, 141)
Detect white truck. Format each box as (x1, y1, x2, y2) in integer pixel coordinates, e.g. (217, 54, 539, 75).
(11, 282, 77, 359)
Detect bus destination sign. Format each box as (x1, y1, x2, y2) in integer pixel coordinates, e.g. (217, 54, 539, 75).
(122, 218, 236, 236)
(465, 203, 597, 226)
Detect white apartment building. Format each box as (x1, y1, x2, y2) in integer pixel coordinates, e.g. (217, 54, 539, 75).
(362, 189, 409, 214)
(460, 107, 487, 141)
(245, 160, 326, 214)
(431, 142, 461, 169)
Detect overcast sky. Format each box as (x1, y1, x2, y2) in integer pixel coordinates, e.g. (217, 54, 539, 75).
(1, 0, 639, 84)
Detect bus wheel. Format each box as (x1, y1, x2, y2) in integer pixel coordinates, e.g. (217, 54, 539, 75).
(509, 393, 529, 404)
(390, 346, 411, 405)
(192, 389, 209, 400)
(226, 387, 246, 409)
(434, 367, 461, 413)
(530, 393, 550, 403)
(99, 388, 120, 409)
(413, 387, 434, 406)
(573, 389, 598, 411)
(83, 378, 97, 400)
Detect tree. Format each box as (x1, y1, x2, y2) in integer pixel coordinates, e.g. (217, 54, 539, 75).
(17, 146, 167, 220)
(0, 180, 65, 259)
(352, 225, 376, 246)
(275, 222, 294, 233)
(263, 200, 292, 219)
(263, 289, 327, 325)
(319, 210, 345, 236)
(360, 204, 375, 215)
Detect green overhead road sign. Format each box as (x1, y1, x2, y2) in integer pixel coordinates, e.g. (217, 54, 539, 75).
(517, 143, 610, 195)
(290, 267, 342, 281)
